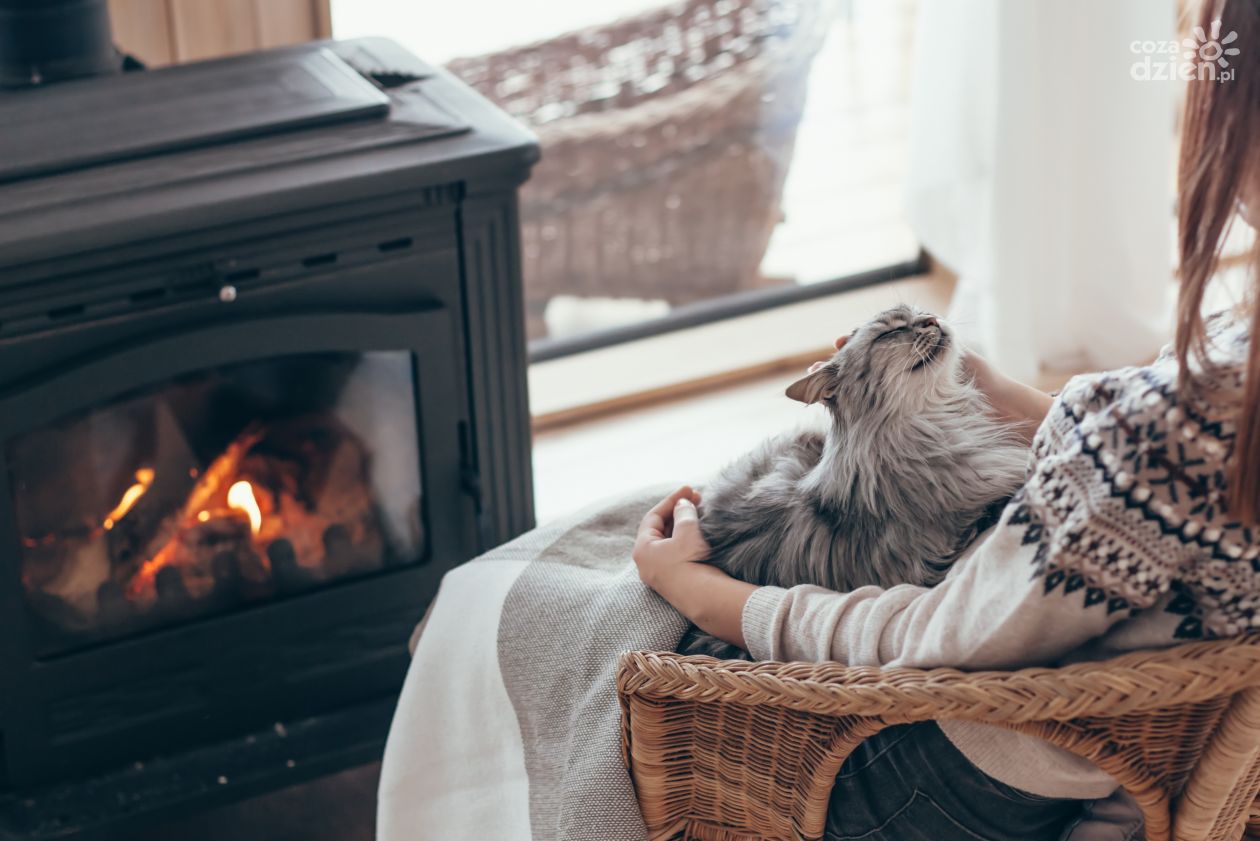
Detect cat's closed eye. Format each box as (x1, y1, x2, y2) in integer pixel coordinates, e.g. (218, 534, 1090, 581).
(874, 326, 909, 342)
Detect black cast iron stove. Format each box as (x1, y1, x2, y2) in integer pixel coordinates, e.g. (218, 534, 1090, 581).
(0, 27, 537, 839)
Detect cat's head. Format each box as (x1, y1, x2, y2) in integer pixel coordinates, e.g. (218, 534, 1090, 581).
(786, 304, 962, 416)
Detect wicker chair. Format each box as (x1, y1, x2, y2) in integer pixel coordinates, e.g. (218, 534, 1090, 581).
(448, 0, 830, 340)
(617, 636, 1260, 841)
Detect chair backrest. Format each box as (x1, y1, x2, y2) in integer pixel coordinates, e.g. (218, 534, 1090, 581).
(1176, 687, 1260, 840)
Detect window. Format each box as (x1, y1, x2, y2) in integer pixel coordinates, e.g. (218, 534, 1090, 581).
(334, 0, 922, 358)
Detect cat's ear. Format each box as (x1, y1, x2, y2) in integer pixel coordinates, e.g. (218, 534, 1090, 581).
(785, 368, 836, 405)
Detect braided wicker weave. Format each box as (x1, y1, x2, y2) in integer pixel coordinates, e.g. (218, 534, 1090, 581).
(448, 0, 829, 339)
(617, 636, 1260, 841)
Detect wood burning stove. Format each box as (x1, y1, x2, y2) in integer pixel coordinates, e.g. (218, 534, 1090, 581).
(0, 36, 537, 839)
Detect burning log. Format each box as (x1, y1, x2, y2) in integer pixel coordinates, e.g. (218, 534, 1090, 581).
(154, 566, 190, 617)
(267, 538, 311, 593)
(181, 426, 265, 522)
(26, 412, 387, 634)
(129, 414, 382, 601)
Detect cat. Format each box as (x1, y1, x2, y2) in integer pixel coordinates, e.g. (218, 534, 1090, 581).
(679, 304, 1031, 660)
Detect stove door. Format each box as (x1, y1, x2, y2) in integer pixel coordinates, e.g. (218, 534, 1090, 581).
(0, 307, 476, 784)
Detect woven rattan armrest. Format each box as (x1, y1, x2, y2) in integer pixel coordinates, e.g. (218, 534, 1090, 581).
(616, 638, 1260, 841)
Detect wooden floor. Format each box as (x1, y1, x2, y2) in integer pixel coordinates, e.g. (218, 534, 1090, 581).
(123, 763, 379, 841)
(533, 368, 825, 522)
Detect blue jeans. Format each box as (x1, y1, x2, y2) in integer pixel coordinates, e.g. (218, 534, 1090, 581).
(825, 722, 1089, 841)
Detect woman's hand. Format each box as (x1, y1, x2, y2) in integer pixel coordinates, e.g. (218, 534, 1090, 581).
(960, 349, 1053, 443)
(632, 486, 756, 651)
(631, 485, 709, 591)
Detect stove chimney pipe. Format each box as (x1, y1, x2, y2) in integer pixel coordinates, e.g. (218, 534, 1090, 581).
(0, 0, 121, 88)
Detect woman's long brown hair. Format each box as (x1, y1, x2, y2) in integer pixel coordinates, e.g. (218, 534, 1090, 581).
(1178, 0, 1260, 523)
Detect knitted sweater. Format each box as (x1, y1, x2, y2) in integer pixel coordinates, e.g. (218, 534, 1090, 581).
(741, 317, 1256, 799)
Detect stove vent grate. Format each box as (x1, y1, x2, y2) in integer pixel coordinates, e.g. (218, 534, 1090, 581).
(0, 225, 423, 340)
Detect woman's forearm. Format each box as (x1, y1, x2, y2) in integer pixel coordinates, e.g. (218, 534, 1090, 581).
(966, 351, 1053, 443)
(632, 489, 756, 650)
(997, 378, 1054, 442)
(656, 563, 757, 651)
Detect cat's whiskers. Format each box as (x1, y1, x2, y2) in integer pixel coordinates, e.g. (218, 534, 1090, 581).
(905, 341, 929, 374)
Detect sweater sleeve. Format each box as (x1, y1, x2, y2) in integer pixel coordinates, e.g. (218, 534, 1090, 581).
(741, 517, 1123, 668)
(742, 367, 1209, 668)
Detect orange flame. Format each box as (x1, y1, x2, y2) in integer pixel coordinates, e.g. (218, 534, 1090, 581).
(227, 480, 263, 535)
(104, 467, 155, 530)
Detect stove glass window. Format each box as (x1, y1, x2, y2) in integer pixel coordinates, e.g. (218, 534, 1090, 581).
(10, 351, 425, 657)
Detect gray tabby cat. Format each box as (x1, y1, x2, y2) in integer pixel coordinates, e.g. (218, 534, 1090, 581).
(680, 304, 1030, 659)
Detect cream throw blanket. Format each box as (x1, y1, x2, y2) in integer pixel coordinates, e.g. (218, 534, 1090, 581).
(377, 487, 683, 841)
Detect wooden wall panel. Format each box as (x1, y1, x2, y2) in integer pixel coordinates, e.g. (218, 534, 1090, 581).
(168, 0, 260, 61)
(312, 0, 333, 39)
(108, 0, 175, 67)
(255, 0, 320, 48)
(109, 0, 331, 67)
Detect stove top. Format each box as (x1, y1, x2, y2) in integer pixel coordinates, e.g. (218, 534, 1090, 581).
(0, 38, 536, 272)
(0, 48, 393, 183)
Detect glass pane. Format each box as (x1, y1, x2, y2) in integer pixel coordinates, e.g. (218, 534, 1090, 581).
(11, 352, 424, 656)
(333, 0, 920, 342)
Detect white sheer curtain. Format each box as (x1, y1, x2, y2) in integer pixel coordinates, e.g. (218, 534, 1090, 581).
(906, 0, 1176, 382)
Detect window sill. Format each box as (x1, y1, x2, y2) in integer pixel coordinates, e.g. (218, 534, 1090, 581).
(529, 269, 955, 431)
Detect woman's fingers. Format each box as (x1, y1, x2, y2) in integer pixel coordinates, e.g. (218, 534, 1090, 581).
(635, 511, 665, 542)
(671, 498, 710, 560)
(634, 491, 713, 587)
(803, 335, 847, 374)
(673, 497, 699, 528)
(638, 486, 697, 540)
(647, 486, 690, 520)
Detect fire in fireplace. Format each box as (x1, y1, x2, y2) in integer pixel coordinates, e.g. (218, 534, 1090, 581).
(15, 352, 423, 655)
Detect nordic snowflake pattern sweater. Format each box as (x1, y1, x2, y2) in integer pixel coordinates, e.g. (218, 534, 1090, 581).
(741, 317, 1257, 799)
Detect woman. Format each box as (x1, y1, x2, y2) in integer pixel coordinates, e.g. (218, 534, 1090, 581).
(631, 2, 1260, 838)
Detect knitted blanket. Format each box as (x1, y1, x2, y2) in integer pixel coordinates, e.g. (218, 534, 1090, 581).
(377, 486, 685, 841)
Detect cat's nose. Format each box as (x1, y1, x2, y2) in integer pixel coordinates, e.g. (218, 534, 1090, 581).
(915, 316, 940, 330)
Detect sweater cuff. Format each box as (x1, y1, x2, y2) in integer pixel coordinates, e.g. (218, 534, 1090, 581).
(742, 586, 789, 661)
